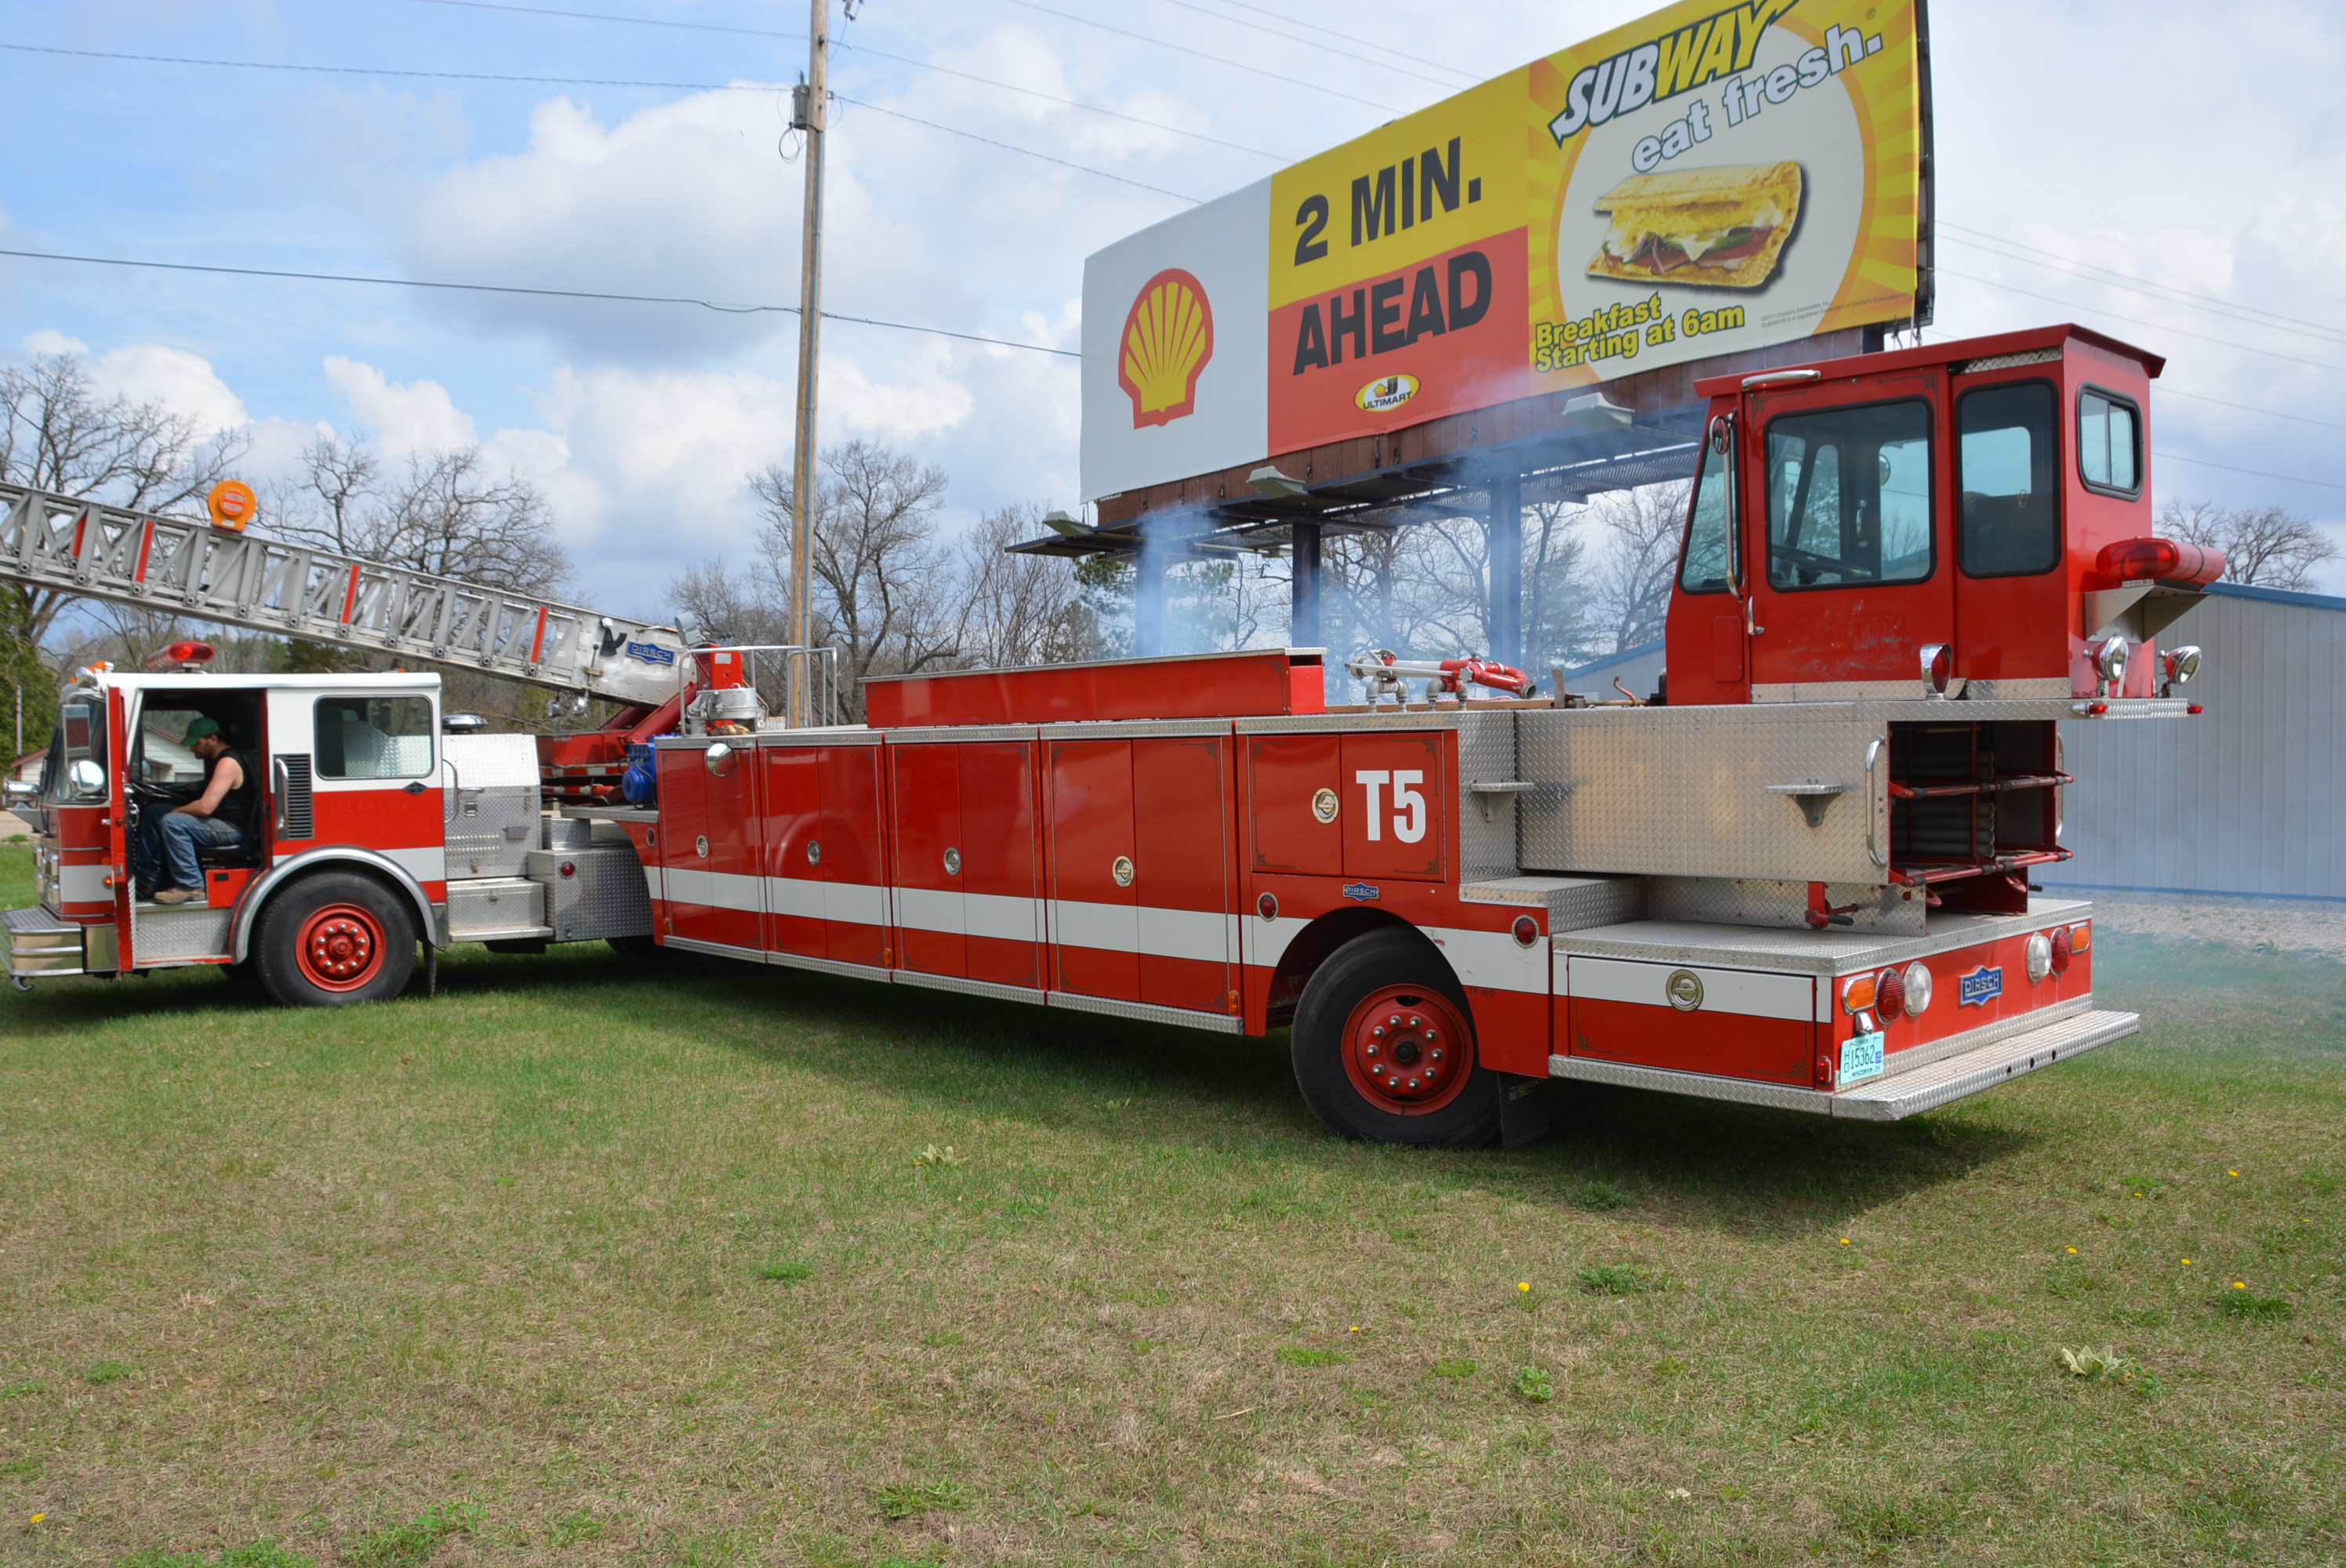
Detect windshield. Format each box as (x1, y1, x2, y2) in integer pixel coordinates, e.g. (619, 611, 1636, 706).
(1765, 400, 1934, 590)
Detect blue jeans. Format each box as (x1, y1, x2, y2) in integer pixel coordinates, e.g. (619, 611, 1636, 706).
(133, 811, 242, 892)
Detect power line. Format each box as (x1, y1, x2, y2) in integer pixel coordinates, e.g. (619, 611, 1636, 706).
(986, 0, 1401, 113)
(1941, 230, 2346, 348)
(1943, 222, 2343, 339)
(0, 41, 768, 94)
(402, 0, 801, 41)
(832, 93, 1200, 201)
(1937, 267, 2346, 376)
(1141, 0, 1468, 91)
(835, 41, 1289, 160)
(394, 0, 1291, 159)
(12, 42, 1204, 208)
(1193, 0, 1480, 82)
(2159, 386, 2346, 435)
(0, 246, 1079, 358)
(2153, 451, 2346, 493)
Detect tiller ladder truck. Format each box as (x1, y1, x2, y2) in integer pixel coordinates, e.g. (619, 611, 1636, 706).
(5, 324, 2217, 1145)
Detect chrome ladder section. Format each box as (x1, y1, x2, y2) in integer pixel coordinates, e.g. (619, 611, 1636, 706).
(0, 479, 687, 707)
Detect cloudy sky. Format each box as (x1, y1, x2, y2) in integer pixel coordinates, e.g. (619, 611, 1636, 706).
(3, 0, 2342, 620)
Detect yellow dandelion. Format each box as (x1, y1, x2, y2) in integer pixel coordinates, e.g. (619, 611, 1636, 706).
(1839, 1238, 1851, 1245)
(1517, 1281, 1531, 1293)
(2233, 1281, 2247, 1290)
(30, 1514, 45, 1524)
(2066, 1247, 2079, 1254)
(1349, 1325, 1361, 1332)
(2181, 1258, 2192, 1265)
(2228, 1170, 2239, 1178)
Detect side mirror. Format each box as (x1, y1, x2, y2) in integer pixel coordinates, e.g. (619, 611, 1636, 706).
(3, 778, 37, 804)
(1708, 412, 1734, 455)
(704, 742, 738, 778)
(67, 758, 106, 796)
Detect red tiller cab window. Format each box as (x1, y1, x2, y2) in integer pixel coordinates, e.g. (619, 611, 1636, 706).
(1956, 379, 2061, 579)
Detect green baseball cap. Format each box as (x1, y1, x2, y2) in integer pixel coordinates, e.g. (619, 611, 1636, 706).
(181, 717, 222, 745)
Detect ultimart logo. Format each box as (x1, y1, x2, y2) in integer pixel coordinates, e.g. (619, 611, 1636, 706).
(1356, 373, 1419, 412)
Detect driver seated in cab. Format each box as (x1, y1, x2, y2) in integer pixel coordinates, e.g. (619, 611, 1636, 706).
(133, 717, 251, 905)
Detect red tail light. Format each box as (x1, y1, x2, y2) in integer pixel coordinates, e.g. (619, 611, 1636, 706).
(1874, 964, 1906, 1020)
(2049, 926, 2072, 976)
(2096, 537, 2225, 586)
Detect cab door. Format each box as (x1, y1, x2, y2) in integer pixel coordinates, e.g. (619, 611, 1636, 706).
(267, 686, 444, 895)
(1741, 371, 1954, 699)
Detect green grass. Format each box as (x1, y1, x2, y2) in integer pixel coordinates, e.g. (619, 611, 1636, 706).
(0, 839, 2340, 1563)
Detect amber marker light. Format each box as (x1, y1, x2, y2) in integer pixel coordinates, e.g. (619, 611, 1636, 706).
(1840, 974, 1876, 1014)
(207, 478, 257, 532)
(2068, 922, 2091, 954)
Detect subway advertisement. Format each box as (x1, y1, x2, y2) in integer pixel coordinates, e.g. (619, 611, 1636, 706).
(1080, 0, 1927, 501)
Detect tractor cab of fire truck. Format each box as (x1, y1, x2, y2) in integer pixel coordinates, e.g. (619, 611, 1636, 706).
(124, 685, 269, 873)
(1665, 324, 2218, 706)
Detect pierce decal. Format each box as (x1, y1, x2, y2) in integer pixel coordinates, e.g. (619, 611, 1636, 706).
(1342, 882, 1382, 902)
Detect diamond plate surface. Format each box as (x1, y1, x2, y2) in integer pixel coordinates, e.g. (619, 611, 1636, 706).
(129, 905, 231, 961)
(1456, 708, 1519, 880)
(1461, 874, 1646, 931)
(1044, 989, 1244, 1033)
(1549, 1054, 1832, 1113)
(445, 876, 548, 939)
(1647, 877, 1927, 935)
(1517, 705, 1888, 884)
(544, 815, 594, 850)
(527, 845, 652, 942)
(1553, 897, 2093, 975)
(445, 733, 543, 880)
(1833, 1008, 2136, 1120)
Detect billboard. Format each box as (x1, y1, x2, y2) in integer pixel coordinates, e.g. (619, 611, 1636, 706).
(1082, 0, 1927, 502)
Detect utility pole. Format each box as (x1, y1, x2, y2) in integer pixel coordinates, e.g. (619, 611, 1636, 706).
(785, 0, 833, 727)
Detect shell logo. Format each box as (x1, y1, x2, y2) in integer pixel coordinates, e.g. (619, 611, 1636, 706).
(1118, 268, 1214, 428)
(1356, 373, 1419, 413)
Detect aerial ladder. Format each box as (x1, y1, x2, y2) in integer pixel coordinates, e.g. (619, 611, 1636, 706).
(0, 478, 692, 710)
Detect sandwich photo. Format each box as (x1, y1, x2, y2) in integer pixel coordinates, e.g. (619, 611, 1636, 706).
(1586, 162, 1803, 289)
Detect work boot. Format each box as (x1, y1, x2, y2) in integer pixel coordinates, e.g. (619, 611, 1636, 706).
(151, 887, 197, 906)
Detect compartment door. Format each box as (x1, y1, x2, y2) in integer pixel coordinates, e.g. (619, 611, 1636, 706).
(760, 744, 823, 958)
(818, 744, 889, 967)
(1566, 956, 1816, 1086)
(1048, 739, 1138, 1000)
(958, 741, 1040, 989)
(890, 742, 964, 978)
(1133, 735, 1231, 1013)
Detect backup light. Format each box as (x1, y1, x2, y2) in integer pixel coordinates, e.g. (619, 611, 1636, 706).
(2026, 931, 2054, 983)
(1901, 961, 1933, 1017)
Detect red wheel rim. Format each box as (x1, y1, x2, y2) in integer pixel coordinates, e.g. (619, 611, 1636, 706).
(1339, 984, 1472, 1116)
(295, 903, 386, 993)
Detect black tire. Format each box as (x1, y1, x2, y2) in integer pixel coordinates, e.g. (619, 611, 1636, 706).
(252, 870, 417, 1007)
(606, 934, 661, 961)
(1291, 926, 1501, 1147)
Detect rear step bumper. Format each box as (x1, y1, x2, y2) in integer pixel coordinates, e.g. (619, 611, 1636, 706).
(5, 905, 113, 978)
(1548, 1005, 2138, 1120)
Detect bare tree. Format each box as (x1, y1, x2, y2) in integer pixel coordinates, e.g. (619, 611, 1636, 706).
(1589, 481, 1688, 652)
(271, 438, 569, 597)
(953, 504, 1093, 666)
(1, 351, 250, 652)
(2159, 498, 2340, 591)
(668, 557, 793, 648)
(753, 439, 957, 717)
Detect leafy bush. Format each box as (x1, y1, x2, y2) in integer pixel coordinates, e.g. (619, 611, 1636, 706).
(1512, 1366, 1555, 1402)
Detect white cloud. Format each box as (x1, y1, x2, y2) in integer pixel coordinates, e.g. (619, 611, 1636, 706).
(322, 356, 477, 457)
(20, 329, 89, 356)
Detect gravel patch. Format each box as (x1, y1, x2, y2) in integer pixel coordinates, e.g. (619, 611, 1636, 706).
(2076, 888, 2346, 960)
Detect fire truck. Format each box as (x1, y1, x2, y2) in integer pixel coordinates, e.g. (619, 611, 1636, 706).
(3, 324, 2216, 1144)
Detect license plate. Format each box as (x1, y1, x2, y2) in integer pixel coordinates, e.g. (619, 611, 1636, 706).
(1839, 1031, 1885, 1085)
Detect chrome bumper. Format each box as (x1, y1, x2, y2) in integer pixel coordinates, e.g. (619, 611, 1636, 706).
(1549, 1001, 2137, 1120)
(5, 906, 116, 978)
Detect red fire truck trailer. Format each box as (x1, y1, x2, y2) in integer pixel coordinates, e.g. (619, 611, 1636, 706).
(3, 324, 2217, 1144)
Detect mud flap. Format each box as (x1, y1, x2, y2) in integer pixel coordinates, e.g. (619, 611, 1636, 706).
(1498, 1073, 1551, 1148)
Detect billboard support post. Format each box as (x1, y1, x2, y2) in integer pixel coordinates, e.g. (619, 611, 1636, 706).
(1487, 473, 1522, 673)
(1289, 521, 1321, 654)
